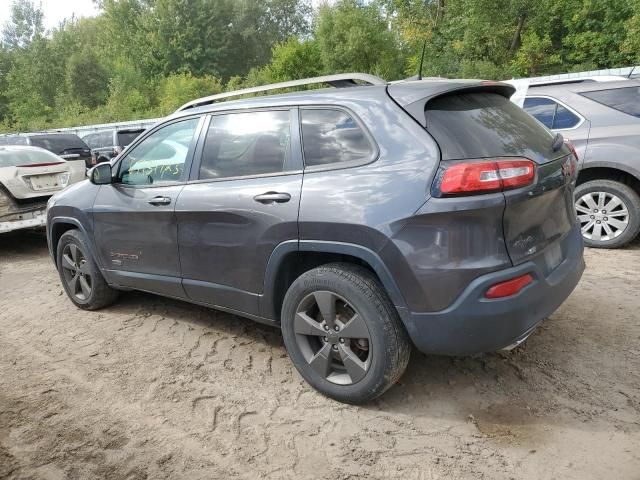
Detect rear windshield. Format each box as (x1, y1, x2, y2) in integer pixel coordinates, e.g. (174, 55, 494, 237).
(30, 134, 89, 154)
(0, 136, 27, 146)
(580, 86, 640, 118)
(0, 148, 59, 167)
(117, 130, 144, 147)
(425, 93, 557, 162)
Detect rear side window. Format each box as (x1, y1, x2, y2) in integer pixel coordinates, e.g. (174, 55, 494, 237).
(425, 93, 556, 162)
(580, 86, 640, 118)
(301, 109, 374, 167)
(523, 97, 581, 129)
(30, 134, 88, 154)
(199, 110, 291, 180)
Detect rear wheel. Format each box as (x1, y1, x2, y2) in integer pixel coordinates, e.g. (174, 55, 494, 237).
(281, 263, 410, 404)
(57, 229, 118, 310)
(575, 180, 640, 249)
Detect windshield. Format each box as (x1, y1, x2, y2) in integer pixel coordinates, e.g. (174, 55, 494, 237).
(30, 134, 89, 154)
(117, 130, 144, 147)
(0, 148, 61, 167)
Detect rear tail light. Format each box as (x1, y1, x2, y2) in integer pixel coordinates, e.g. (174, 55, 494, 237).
(433, 158, 535, 196)
(485, 273, 533, 299)
(18, 162, 64, 167)
(564, 140, 579, 176)
(91, 152, 97, 165)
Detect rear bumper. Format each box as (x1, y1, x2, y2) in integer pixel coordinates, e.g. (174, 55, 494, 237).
(0, 208, 47, 233)
(398, 224, 585, 356)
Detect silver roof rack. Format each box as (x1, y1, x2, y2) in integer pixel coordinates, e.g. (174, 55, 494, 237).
(176, 73, 386, 112)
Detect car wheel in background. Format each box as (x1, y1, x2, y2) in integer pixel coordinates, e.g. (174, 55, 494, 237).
(281, 263, 410, 404)
(56, 229, 119, 310)
(575, 180, 640, 249)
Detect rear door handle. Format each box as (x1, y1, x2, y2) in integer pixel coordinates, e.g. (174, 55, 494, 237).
(148, 196, 172, 206)
(253, 192, 291, 204)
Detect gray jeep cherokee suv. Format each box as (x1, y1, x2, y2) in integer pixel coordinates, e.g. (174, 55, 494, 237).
(46, 74, 585, 403)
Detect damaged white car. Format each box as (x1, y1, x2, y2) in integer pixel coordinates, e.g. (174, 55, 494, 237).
(0, 145, 85, 233)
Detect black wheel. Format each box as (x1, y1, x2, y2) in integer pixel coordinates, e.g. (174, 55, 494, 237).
(56, 229, 118, 310)
(575, 180, 640, 249)
(281, 263, 410, 404)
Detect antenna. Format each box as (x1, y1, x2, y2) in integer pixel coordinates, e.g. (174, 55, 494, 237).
(417, 39, 427, 80)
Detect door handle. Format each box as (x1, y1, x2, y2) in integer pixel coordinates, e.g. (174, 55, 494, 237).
(253, 192, 291, 204)
(148, 196, 172, 206)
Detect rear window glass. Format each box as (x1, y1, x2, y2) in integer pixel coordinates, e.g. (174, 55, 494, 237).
(301, 109, 374, 167)
(580, 86, 640, 118)
(0, 136, 27, 146)
(117, 130, 144, 147)
(425, 93, 556, 162)
(0, 148, 59, 167)
(30, 134, 89, 154)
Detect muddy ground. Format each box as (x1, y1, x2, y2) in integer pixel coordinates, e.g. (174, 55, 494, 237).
(0, 229, 639, 480)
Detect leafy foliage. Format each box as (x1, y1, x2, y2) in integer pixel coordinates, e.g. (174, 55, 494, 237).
(0, 0, 638, 133)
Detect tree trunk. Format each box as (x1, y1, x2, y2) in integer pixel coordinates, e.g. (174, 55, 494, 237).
(508, 14, 527, 57)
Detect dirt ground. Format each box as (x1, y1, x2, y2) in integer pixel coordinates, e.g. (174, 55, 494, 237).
(0, 230, 639, 480)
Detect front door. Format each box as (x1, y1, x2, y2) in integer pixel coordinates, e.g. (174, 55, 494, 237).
(93, 116, 203, 297)
(176, 109, 302, 317)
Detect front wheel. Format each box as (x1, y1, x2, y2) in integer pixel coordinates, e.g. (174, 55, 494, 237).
(57, 229, 119, 310)
(575, 180, 640, 249)
(281, 263, 410, 404)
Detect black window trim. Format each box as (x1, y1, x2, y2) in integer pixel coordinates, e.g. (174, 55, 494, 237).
(187, 106, 303, 184)
(579, 86, 640, 119)
(299, 105, 379, 172)
(112, 114, 206, 189)
(524, 95, 585, 131)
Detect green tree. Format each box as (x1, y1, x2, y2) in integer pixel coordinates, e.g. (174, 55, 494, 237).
(67, 48, 109, 108)
(1, 0, 44, 49)
(316, 0, 406, 80)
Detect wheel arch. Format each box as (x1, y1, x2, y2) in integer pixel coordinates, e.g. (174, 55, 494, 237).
(577, 163, 640, 198)
(49, 217, 97, 269)
(260, 240, 407, 321)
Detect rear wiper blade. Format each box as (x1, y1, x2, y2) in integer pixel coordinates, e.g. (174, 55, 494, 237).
(552, 132, 564, 152)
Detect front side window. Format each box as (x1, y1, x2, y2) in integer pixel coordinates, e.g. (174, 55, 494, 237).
(581, 86, 640, 118)
(118, 118, 199, 185)
(301, 109, 374, 167)
(198, 110, 290, 180)
(523, 97, 581, 129)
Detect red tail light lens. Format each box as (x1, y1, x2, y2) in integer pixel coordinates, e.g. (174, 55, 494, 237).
(485, 273, 533, 299)
(436, 158, 535, 196)
(564, 140, 579, 176)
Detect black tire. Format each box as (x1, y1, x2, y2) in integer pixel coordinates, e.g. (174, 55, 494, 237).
(56, 229, 119, 310)
(281, 263, 410, 404)
(575, 180, 640, 249)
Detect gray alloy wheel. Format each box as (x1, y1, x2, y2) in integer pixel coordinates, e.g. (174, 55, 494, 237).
(60, 243, 93, 301)
(575, 191, 629, 242)
(294, 291, 372, 385)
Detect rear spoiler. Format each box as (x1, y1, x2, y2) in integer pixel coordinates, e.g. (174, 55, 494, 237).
(387, 80, 516, 127)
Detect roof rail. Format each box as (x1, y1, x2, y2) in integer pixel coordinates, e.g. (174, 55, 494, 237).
(176, 73, 387, 112)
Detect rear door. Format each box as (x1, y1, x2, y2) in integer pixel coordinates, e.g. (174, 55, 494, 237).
(176, 108, 302, 317)
(93, 116, 203, 297)
(423, 91, 578, 266)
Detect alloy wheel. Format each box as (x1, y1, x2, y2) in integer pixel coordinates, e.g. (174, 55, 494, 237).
(61, 243, 92, 301)
(575, 191, 629, 242)
(294, 291, 372, 385)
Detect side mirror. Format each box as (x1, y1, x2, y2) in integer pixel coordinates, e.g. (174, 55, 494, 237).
(90, 162, 113, 185)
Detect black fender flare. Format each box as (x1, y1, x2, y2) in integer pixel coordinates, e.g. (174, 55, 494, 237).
(259, 240, 408, 320)
(48, 216, 101, 270)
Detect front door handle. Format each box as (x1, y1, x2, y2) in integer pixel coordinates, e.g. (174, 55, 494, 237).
(253, 192, 291, 204)
(148, 196, 172, 206)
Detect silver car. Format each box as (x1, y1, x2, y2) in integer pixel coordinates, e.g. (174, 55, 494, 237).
(0, 145, 85, 233)
(521, 78, 640, 248)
